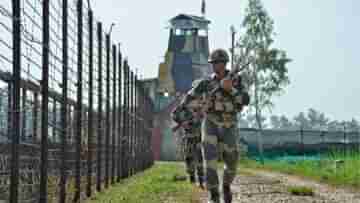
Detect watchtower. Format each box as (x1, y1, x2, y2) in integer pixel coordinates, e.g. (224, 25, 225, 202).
(157, 14, 212, 96)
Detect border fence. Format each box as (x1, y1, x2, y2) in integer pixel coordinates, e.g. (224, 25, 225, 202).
(0, 0, 154, 202)
(239, 128, 360, 160)
(239, 128, 360, 186)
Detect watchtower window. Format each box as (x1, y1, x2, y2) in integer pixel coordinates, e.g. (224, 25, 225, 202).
(199, 30, 207, 36)
(175, 29, 184, 36)
(185, 30, 193, 36)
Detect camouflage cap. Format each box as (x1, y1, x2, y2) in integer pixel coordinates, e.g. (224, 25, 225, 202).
(208, 48, 229, 63)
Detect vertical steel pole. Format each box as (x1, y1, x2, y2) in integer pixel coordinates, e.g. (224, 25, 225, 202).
(59, 0, 68, 201)
(87, 7, 94, 197)
(21, 88, 27, 141)
(74, 0, 83, 201)
(121, 60, 127, 178)
(33, 92, 39, 143)
(39, 0, 50, 202)
(105, 34, 110, 188)
(10, 0, 21, 202)
(123, 61, 129, 178)
(7, 84, 12, 141)
(52, 100, 57, 142)
(117, 46, 122, 182)
(96, 22, 103, 192)
(111, 44, 117, 184)
(129, 70, 133, 175)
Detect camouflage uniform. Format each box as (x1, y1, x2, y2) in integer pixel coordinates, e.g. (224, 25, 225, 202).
(182, 50, 249, 203)
(171, 94, 205, 187)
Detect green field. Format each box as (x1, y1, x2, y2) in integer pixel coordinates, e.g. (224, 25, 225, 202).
(86, 162, 202, 203)
(240, 150, 360, 188)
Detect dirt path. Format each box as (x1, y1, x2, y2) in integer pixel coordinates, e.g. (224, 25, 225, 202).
(199, 169, 360, 203)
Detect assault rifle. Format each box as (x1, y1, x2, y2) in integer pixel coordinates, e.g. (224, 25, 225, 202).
(210, 59, 252, 95)
(172, 111, 204, 133)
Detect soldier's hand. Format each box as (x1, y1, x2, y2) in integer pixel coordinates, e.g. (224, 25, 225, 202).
(182, 121, 191, 129)
(222, 79, 233, 92)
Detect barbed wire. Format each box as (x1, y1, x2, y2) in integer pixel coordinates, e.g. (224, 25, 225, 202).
(0, 0, 128, 110)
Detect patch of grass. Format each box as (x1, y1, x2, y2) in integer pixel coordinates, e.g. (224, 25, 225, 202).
(86, 162, 201, 203)
(287, 186, 314, 196)
(240, 150, 360, 189)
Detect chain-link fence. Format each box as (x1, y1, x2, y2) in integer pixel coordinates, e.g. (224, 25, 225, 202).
(0, 1, 154, 202)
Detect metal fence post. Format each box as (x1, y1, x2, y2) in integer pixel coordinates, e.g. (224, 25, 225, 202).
(74, 0, 83, 201)
(143, 91, 146, 168)
(122, 60, 126, 178)
(300, 127, 304, 158)
(320, 130, 325, 155)
(133, 73, 136, 172)
(137, 75, 140, 171)
(128, 69, 132, 176)
(105, 33, 110, 188)
(10, 0, 22, 202)
(142, 81, 146, 169)
(143, 81, 146, 170)
(68, 106, 73, 144)
(21, 87, 27, 141)
(52, 100, 57, 141)
(60, 0, 69, 202)
(117, 46, 122, 182)
(124, 60, 129, 178)
(39, 0, 50, 202)
(134, 72, 139, 173)
(358, 130, 360, 154)
(7, 84, 12, 141)
(111, 44, 117, 184)
(343, 125, 347, 157)
(133, 71, 136, 172)
(121, 60, 127, 178)
(33, 92, 39, 143)
(87, 7, 94, 198)
(130, 70, 134, 175)
(96, 22, 103, 192)
(145, 94, 148, 167)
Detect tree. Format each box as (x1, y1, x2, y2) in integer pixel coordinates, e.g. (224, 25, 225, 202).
(236, 0, 291, 131)
(237, 114, 250, 128)
(279, 115, 294, 130)
(327, 120, 342, 131)
(293, 112, 311, 129)
(346, 118, 360, 132)
(244, 112, 267, 128)
(270, 115, 281, 129)
(244, 113, 257, 128)
(235, 0, 291, 163)
(307, 108, 329, 130)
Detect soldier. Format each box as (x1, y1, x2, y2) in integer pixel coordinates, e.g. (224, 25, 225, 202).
(181, 49, 250, 203)
(171, 82, 205, 189)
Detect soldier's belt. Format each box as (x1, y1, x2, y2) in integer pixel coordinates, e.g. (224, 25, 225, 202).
(186, 136, 201, 143)
(184, 126, 201, 133)
(207, 113, 237, 128)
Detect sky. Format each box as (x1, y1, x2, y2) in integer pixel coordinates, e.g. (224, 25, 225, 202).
(91, 0, 360, 122)
(1, 0, 358, 122)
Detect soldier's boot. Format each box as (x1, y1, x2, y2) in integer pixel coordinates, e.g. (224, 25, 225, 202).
(189, 173, 196, 183)
(208, 188, 220, 203)
(223, 185, 233, 203)
(198, 176, 205, 189)
(197, 168, 205, 189)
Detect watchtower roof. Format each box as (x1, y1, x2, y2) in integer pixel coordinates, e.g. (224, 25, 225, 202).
(169, 14, 210, 30)
(170, 14, 210, 24)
